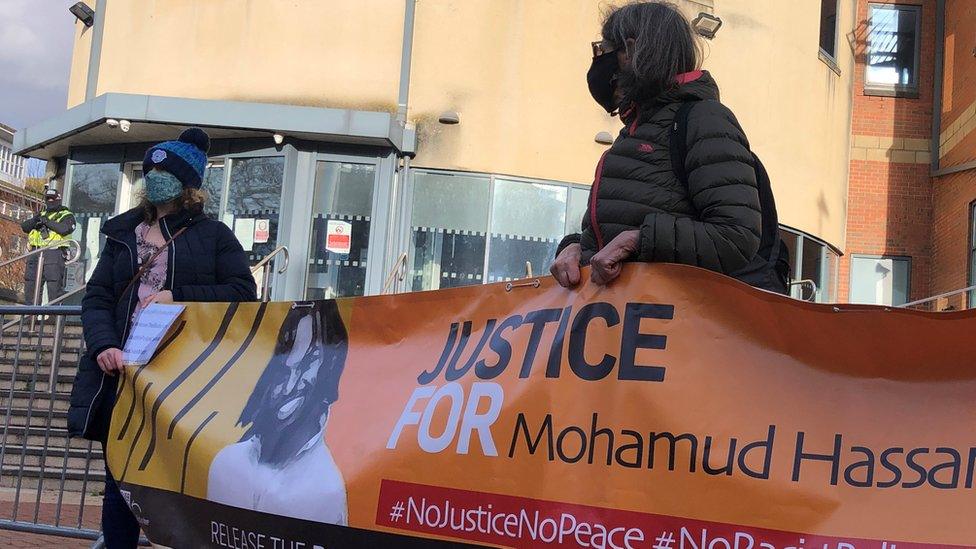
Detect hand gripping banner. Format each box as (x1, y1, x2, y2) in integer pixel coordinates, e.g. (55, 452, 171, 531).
(107, 264, 976, 549)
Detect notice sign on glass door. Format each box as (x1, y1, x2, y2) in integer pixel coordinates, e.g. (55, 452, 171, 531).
(326, 219, 352, 255)
(253, 219, 270, 244)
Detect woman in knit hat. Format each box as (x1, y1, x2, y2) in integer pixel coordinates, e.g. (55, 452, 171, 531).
(67, 128, 257, 548)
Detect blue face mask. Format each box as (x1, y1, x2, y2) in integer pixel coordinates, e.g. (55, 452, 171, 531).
(144, 170, 184, 205)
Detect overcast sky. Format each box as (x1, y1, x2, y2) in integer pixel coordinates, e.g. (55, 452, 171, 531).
(0, 0, 76, 130)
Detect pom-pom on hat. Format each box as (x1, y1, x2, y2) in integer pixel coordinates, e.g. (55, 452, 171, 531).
(142, 128, 211, 189)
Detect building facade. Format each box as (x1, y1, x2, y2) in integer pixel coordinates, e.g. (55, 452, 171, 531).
(17, 0, 968, 305)
(0, 124, 28, 188)
(841, 0, 976, 309)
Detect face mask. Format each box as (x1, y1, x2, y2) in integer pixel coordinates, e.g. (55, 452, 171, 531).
(144, 170, 183, 205)
(587, 52, 620, 113)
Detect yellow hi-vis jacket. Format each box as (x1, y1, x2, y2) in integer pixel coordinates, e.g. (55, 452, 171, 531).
(25, 208, 75, 249)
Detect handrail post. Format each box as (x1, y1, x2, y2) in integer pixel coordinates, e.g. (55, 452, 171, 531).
(32, 251, 45, 307)
(49, 315, 65, 394)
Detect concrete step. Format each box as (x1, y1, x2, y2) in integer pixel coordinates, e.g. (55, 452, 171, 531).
(0, 465, 105, 493)
(1, 446, 103, 471)
(0, 425, 93, 449)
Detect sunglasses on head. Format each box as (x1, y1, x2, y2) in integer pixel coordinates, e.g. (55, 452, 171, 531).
(591, 40, 617, 58)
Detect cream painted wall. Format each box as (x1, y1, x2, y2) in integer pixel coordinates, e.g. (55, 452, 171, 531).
(66, 20, 93, 107)
(703, 0, 855, 247)
(74, 0, 404, 112)
(65, 0, 853, 246)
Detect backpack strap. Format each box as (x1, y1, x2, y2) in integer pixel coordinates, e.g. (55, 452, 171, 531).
(669, 101, 699, 189)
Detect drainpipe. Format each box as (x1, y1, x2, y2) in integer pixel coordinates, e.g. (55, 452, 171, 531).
(930, 0, 945, 175)
(85, 0, 108, 101)
(388, 0, 417, 294)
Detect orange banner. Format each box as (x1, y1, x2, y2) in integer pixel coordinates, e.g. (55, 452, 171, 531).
(108, 264, 976, 548)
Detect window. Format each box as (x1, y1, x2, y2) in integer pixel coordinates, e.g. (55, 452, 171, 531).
(487, 179, 567, 282)
(408, 172, 490, 291)
(865, 4, 921, 96)
(406, 170, 589, 292)
(226, 156, 284, 266)
(850, 255, 911, 306)
(305, 161, 376, 299)
(819, 0, 839, 60)
(779, 227, 841, 302)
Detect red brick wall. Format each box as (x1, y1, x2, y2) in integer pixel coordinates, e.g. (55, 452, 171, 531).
(840, 0, 938, 303)
(929, 0, 976, 306)
(930, 170, 976, 306)
(939, 0, 976, 167)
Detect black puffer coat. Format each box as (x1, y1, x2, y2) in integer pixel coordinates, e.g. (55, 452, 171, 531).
(560, 71, 762, 275)
(68, 207, 257, 441)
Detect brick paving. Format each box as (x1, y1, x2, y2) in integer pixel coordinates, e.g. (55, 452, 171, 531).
(0, 493, 101, 548)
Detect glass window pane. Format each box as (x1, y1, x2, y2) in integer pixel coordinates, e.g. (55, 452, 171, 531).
(850, 256, 910, 306)
(487, 179, 567, 282)
(408, 172, 489, 291)
(305, 162, 375, 299)
(801, 238, 824, 300)
(819, 0, 838, 57)
(227, 157, 284, 266)
(866, 5, 918, 88)
(202, 165, 225, 221)
(67, 163, 120, 283)
(566, 187, 589, 236)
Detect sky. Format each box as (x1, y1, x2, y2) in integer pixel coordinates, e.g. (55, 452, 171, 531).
(0, 0, 77, 131)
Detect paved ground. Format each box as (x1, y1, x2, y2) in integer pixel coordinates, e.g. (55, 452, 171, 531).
(0, 489, 101, 547)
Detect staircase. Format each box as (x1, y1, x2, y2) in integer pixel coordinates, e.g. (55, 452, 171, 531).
(0, 316, 105, 496)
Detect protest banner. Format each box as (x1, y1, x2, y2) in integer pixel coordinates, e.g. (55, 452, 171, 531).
(107, 264, 976, 548)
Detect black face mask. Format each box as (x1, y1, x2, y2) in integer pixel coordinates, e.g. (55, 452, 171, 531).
(45, 199, 60, 209)
(587, 52, 620, 113)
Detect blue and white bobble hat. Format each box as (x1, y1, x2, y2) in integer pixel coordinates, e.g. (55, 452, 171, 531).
(142, 128, 211, 189)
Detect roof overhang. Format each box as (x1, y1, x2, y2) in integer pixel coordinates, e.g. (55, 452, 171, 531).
(13, 93, 417, 159)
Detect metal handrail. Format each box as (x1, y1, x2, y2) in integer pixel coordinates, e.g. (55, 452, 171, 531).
(382, 252, 408, 294)
(1, 285, 87, 332)
(899, 284, 976, 309)
(789, 279, 819, 302)
(250, 246, 289, 302)
(0, 240, 81, 270)
(250, 246, 290, 276)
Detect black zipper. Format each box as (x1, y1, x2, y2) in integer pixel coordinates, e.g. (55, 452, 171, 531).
(83, 233, 138, 435)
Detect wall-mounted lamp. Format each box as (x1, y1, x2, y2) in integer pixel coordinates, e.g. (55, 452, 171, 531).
(119, 120, 131, 133)
(105, 119, 119, 128)
(272, 133, 284, 145)
(69, 2, 95, 27)
(692, 12, 722, 39)
(595, 131, 614, 145)
(438, 111, 460, 125)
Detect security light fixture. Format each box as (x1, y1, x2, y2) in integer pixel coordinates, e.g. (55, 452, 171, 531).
(69, 2, 95, 27)
(595, 131, 614, 145)
(692, 12, 722, 39)
(273, 133, 284, 145)
(438, 111, 460, 125)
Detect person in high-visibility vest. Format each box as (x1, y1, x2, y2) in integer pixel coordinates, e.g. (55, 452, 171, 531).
(21, 187, 76, 304)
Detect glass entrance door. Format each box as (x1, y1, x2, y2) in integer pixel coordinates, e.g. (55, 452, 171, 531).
(304, 161, 377, 299)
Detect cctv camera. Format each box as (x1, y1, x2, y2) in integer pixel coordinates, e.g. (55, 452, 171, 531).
(273, 133, 284, 145)
(106, 119, 119, 128)
(119, 120, 131, 133)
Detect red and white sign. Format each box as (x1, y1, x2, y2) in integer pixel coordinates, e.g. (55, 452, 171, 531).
(253, 219, 270, 244)
(326, 220, 352, 255)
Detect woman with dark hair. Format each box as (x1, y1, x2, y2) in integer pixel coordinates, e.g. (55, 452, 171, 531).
(552, 1, 786, 291)
(207, 300, 348, 525)
(67, 128, 257, 548)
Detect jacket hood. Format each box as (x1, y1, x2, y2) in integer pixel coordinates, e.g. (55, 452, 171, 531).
(101, 207, 206, 239)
